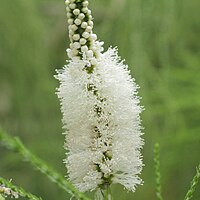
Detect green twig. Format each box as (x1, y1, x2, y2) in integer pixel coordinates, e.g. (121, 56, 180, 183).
(0, 129, 90, 200)
(154, 143, 163, 200)
(0, 176, 42, 200)
(105, 186, 112, 200)
(184, 164, 200, 200)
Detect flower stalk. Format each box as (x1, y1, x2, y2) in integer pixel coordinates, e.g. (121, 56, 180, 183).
(154, 143, 163, 200)
(105, 186, 112, 200)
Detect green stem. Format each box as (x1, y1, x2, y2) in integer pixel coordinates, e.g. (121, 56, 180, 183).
(154, 143, 163, 200)
(105, 186, 112, 200)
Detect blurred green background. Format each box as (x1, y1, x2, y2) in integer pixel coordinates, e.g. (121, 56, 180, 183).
(0, 0, 200, 199)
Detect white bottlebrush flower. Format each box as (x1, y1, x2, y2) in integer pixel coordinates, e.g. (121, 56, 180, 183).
(56, 0, 144, 196)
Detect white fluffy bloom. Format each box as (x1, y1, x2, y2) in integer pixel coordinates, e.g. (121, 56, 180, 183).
(56, 0, 144, 194)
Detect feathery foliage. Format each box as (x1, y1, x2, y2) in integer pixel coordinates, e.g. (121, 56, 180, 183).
(184, 164, 200, 200)
(0, 129, 90, 200)
(0, 176, 42, 200)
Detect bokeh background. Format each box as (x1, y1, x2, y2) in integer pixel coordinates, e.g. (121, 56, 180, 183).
(0, 0, 200, 199)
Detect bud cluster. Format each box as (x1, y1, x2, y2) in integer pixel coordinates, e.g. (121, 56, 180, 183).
(65, 0, 104, 64)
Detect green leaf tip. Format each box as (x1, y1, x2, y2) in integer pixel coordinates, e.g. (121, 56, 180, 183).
(184, 164, 200, 200)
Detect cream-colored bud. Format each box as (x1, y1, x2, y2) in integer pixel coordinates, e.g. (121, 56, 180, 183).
(81, 22, 88, 29)
(65, 0, 70, 6)
(88, 15, 92, 20)
(90, 34, 97, 41)
(69, 29, 74, 36)
(82, 32, 90, 39)
(72, 48, 79, 55)
(73, 9, 80, 15)
(69, 3, 76, 9)
(85, 26, 92, 32)
(74, 18, 82, 26)
(66, 48, 73, 58)
(70, 43, 74, 49)
(81, 45, 88, 52)
(66, 7, 70, 12)
(73, 42, 81, 49)
(78, 13, 85, 20)
(73, 34, 80, 41)
(71, 24, 78, 31)
(67, 13, 72, 18)
(88, 21, 94, 27)
(68, 19, 73, 25)
(82, 7, 88, 13)
(87, 10, 91, 15)
(82, 1, 89, 7)
(80, 38, 87, 45)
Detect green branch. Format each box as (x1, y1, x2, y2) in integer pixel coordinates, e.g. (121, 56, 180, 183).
(0, 129, 90, 200)
(184, 164, 200, 200)
(0, 176, 42, 200)
(154, 143, 163, 200)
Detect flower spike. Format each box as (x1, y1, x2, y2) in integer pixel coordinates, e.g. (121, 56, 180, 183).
(56, 0, 144, 197)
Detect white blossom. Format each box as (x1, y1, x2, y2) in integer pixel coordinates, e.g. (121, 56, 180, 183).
(56, 0, 144, 194)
